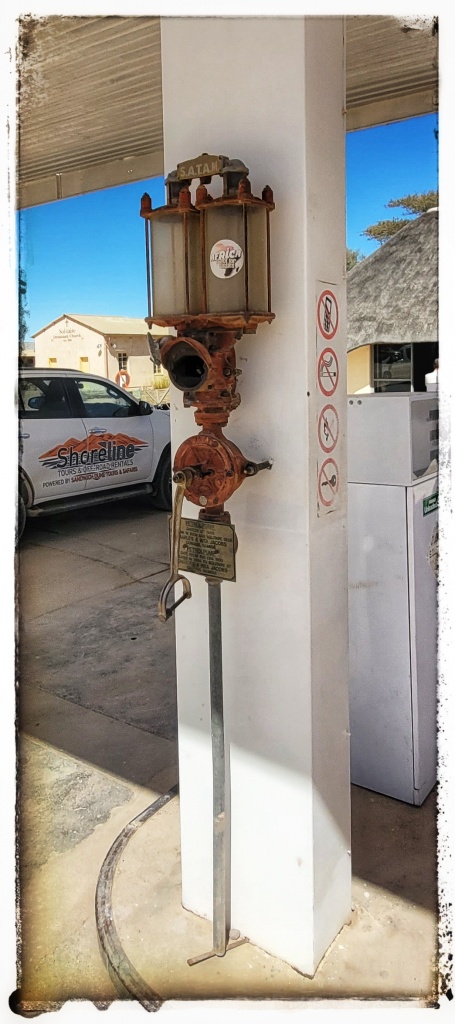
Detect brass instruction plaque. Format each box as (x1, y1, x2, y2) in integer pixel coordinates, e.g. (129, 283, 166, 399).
(177, 518, 236, 581)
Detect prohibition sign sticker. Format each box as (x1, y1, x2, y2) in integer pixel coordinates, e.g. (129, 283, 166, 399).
(317, 289, 339, 340)
(318, 404, 339, 454)
(318, 458, 339, 508)
(318, 347, 339, 397)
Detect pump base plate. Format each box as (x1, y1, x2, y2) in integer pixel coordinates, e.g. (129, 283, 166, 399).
(187, 934, 249, 966)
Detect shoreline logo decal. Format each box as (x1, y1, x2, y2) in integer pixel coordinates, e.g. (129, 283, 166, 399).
(39, 432, 149, 487)
(210, 239, 244, 278)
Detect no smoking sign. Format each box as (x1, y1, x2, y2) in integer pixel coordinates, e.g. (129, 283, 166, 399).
(317, 347, 339, 397)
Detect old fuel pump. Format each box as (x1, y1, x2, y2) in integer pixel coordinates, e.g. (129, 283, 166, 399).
(140, 154, 274, 965)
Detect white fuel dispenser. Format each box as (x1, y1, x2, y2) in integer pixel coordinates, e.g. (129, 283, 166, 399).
(347, 393, 438, 805)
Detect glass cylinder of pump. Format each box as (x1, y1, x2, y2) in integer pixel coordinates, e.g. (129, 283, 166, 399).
(197, 185, 273, 318)
(143, 189, 202, 319)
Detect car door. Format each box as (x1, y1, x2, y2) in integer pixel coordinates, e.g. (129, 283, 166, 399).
(71, 376, 154, 491)
(19, 375, 88, 504)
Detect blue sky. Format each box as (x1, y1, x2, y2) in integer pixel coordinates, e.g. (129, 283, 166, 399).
(19, 113, 438, 345)
(345, 113, 438, 257)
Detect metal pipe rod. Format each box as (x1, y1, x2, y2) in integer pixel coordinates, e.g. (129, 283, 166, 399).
(145, 219, 152, 320)
(187, 568, 248, 967)
(207, 577, 227, 956)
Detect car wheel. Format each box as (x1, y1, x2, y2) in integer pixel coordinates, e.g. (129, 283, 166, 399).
(17, 493, 27, 543)
(153, 447, 172, 511)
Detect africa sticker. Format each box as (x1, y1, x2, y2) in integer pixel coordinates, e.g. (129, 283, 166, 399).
(318, 404, 339, 454)
(318, 458, 339, 508)
(317, 289, 339, 340)
(317, 347, 339, 397)
(210, 239, 244, 279)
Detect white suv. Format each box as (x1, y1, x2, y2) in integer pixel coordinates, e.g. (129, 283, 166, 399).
(18, 368, 171, 540)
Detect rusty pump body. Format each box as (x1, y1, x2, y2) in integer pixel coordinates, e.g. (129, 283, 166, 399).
(140, 153, 274, 541)
(160, 329, 271, 520)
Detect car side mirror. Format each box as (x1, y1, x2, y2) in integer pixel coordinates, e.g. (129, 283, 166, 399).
(138, 400, 152, 415)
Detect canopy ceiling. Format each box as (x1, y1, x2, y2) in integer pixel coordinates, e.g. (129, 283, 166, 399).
(17, 15, 438, 209)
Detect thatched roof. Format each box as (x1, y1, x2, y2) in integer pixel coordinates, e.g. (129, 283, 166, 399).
(347, 209, 438, 351)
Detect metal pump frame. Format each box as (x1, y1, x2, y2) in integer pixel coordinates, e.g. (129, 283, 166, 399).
(143, 153, 275, 965)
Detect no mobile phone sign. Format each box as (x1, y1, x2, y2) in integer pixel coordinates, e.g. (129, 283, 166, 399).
(317, 289, 339, 340)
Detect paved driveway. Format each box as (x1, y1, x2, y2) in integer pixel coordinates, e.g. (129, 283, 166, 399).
(16, 498, 181, 1005)
(17, 497, 179, 794)
(19, 498, 177, 749)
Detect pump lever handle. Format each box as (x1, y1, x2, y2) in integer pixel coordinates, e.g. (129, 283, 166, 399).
(243, 458, 274, 476)
(158, 574, 192, 623)
(158, 468, 194, 623)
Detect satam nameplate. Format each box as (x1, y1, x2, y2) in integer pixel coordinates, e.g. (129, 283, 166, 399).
(177, 518, 236, 581)
(177, 154, 224, 180)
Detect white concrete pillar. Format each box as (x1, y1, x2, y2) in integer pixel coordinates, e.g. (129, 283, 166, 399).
(160, 16, 351, 975)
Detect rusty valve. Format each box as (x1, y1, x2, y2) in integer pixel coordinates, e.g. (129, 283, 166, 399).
(174, 429, 272, 511)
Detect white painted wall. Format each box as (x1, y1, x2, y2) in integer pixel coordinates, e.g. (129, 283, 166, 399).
(161, 16, 351, 974)
(105, 336, 153, 387)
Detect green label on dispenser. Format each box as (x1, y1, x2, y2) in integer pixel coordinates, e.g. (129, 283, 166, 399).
(423, 492, 438, 516)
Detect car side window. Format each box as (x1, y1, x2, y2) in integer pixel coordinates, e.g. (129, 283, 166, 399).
(75, 379, 139, 419)
(19, 378, 73, 419)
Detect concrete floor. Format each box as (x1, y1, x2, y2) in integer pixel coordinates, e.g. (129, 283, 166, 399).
(15, 498, 440, 1013)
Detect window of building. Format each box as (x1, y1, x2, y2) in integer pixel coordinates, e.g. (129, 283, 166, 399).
(412, 342, 439, 392)
(373, 343, 438, 393)
(373, 344, 412, 393)
(48, 357, 57, 366)
(79, 356, 89, 372)
(117, 352, 128, 371)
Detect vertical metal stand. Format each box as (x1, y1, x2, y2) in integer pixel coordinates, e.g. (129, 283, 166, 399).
(208, 578, 228, 955)
(187, 578, 248, 966)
